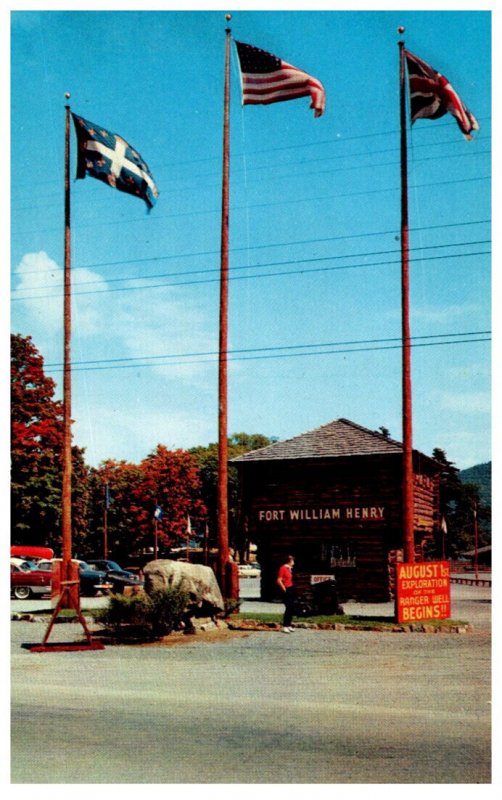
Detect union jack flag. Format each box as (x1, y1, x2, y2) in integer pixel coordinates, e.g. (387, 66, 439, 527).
(72, 113, 159, 208)
(235, 40, 325, 118)
(404, 49, 479, 140)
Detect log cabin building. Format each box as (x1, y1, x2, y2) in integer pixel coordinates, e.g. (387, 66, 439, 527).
(232, 418, 440, 603)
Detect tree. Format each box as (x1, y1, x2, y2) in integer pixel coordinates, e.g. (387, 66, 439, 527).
(87, 460, 149, 561)
(88, 448, 206, 562)
(11, 333, 89, 552)
(190, 432, 273, 560)
(431, 448, 489, 558)
(140, 445, 206, 549)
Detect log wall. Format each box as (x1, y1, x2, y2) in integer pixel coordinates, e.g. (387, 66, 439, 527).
(236, 452, 439, 603)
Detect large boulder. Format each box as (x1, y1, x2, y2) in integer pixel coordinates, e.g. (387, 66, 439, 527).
(143, 559, 225, 614)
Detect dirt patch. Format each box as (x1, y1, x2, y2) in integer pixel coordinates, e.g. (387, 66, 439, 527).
(93, 627, 252, 648)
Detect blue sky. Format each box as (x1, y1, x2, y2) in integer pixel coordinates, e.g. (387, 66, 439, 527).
(8, 4, 492, 470)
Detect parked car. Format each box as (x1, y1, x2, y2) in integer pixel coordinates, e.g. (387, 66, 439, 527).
(11, 545, 54, 563)
(10, 557, 32, 572)
(37, 559, 111, 596)
(77, 561, 112, 595)
(86, 560, 143, 593)
(238, 563, 261, 578)
(11, 562, 52, 599)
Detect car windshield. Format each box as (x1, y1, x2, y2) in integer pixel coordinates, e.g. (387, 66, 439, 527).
(106, 561, 122, 571)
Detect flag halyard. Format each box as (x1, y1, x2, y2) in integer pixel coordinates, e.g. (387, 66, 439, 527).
(404, 49, 479, 140)
(72, 113, 159, 208)
(235, 40, 325, 117)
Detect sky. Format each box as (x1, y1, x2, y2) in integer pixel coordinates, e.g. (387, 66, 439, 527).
(7, 3, 493, 471)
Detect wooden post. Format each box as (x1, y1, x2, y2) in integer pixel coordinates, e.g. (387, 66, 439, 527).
(398, 34, 415, 564)
(62, 100, 73, 586)
(473, 501, 479, 580)
(34, 98, 102, 650)
(217, 19, 232, 595)
(103, 484, 109, 561)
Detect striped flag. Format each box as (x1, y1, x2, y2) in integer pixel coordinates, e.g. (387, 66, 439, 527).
(404, 49, 479, 140)
(235, 40, 325, 118)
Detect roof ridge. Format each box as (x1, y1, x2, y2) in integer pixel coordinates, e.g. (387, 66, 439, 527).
(231, 417, 405, 463)
(337, 417, 403, 447)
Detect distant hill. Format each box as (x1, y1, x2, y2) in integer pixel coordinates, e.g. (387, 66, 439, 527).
(459, 462, 491, 506)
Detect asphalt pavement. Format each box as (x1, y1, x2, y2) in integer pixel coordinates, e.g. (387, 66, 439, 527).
(10, 579, 491, 784)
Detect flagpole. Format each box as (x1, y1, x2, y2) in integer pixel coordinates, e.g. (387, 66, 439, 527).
(398, 31, 415, 564)
(34, 97, 105, 649)
(217, 17, 232, 596)
(103, 484, 109, 560)
(62, 96, 73, 575)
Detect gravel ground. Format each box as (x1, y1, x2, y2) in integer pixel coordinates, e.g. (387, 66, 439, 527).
(10, 582, 491, 784)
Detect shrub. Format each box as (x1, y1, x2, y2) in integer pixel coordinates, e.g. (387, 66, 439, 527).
(98, 586, 189, 641)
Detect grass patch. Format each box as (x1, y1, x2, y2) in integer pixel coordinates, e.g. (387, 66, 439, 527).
(234, 611, 468, 629)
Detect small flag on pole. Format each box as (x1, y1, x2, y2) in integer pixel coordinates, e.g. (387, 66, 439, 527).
(404, 50, 479, 140)
(235, 40, 325, 117)
(154, 505, 165, 521)
(104, 484, 113, 510)
(72, 113, 159, 208)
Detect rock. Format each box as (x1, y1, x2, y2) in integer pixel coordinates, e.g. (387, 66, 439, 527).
(143, 559, 224, 613)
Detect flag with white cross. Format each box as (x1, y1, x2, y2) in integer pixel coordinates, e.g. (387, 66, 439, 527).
(72, 113, 159, 209)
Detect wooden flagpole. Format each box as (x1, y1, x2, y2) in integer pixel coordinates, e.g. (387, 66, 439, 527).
(217, 18, 232, 596)
(35, 97, 104, 650)
(398, 31, 415, 564)
(62, 97, 73, 578)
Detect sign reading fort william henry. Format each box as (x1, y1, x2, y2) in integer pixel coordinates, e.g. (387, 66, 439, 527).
(396, 562, 451, 623)
(257, 505, 386, 523)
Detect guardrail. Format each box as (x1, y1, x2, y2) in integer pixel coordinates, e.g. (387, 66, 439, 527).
(450, 577, 491, 587)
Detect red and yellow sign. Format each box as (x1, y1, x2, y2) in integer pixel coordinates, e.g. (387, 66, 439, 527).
(396, 561, 450, 623)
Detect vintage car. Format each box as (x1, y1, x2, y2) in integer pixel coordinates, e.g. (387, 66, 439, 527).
(37, 559, 111, 596)
(238, 563, 261, 578)
(11, 561, 52, 600)
(86, 559, 143, 593)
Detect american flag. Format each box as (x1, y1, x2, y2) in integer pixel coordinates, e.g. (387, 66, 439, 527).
(235, 40, 325, 118)
(404, 49, 479, 140)
(72, 113, 159, 209)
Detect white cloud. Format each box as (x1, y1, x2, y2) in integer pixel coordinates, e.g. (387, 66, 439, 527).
(12, 251, 219, 388)
(439, 391, 491, 415)
(12, 251, 109, 337)
(411, 303, 482, 324)
(73, 402, 216, 466)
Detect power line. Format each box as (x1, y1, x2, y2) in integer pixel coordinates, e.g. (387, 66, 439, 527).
(44, 333, 491, 374)
(45, 330, 491, 369)
(12, 218, 491, 278)
(11, 173, 490, 238)
(12, 140, 491, 212)
(12, 115, 492, 191)
(11, 248, 490, 302)
(12, 239, 491, 293)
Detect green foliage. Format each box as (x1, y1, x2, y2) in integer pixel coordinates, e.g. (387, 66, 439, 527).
(190, 432, 273, 557)
(98, 587, 189, 640)
(234, 612, 465, 629)
(431, 449, 491, 557)
(459, 462, 491, 507)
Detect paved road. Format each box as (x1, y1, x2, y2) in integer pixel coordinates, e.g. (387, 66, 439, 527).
(11, 582, 491, 784)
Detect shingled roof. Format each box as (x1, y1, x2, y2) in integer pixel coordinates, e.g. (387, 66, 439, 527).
(231, 418, 403, 462)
